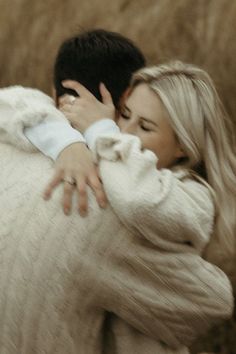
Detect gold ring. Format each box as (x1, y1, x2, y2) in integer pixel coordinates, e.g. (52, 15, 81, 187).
(69, 96, 76, 105)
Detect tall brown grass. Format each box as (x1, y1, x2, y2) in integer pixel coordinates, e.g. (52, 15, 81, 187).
(0, 0, 235, 352)
(0, 0, 236, 128)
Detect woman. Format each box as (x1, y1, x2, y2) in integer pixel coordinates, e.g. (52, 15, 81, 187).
(57, 61, 236, 275)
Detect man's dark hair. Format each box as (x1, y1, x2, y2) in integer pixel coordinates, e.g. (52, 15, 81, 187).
(53, 29, 146, 108)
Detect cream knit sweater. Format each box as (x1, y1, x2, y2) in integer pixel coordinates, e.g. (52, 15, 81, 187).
(0, 86, 233, 354)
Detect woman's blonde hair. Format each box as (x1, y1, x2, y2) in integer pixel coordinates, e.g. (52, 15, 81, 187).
(131, 61, 236, 274)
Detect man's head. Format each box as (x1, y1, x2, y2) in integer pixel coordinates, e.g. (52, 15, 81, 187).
(53, 29, 146, 108)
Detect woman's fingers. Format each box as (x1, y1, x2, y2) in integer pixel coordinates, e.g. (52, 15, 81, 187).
(87, 172, 108, 209)
(44, 169, 107, 217)
(99, 82, 114, 107)
(43, 169, 64, 200)
(58, 94, 76, 108)
(76, 179, 88, 217)
(63, 178, 76, 215)
(62, 80, 94, 99)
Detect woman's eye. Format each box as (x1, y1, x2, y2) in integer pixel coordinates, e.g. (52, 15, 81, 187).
(140, 124, 151, 132)
(120, 112, 130, 119)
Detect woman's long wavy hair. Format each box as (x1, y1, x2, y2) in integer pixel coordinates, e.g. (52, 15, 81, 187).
(131, 61, 236, 275)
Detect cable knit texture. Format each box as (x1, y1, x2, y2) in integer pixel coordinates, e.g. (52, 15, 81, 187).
(0, 86, 233, 354)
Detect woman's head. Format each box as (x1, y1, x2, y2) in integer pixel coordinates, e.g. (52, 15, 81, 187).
(118, 61, 236, 273)
(118, 82, 185, 169)
(119, 61, 230, 175)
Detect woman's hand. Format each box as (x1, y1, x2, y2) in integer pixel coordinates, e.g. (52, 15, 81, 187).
(44, 142, 108, 216)
(59, 81, 115, 133)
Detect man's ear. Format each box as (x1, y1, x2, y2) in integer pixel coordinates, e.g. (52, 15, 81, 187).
(52, 87, 58, 107)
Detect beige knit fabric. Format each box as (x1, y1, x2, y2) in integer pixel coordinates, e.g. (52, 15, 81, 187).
(0, 86, 233, 354)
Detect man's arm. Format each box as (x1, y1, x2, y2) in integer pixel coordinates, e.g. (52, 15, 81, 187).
(94, 228, 233, 349)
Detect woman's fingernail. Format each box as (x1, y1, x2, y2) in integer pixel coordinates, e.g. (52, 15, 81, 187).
(100, 201, 107, 208)
(43, 192, 49, 200)
(79, 209, 87, 217)
(64, 208, 70, 215)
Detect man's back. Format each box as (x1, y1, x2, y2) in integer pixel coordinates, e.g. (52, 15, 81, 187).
(0, 142, 122, 353)
(2, 141, 182, 354)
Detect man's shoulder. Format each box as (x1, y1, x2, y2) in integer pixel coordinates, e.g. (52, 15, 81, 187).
(0, 142, 53, 193)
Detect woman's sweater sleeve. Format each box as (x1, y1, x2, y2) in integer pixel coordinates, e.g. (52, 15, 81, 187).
(0, 86, 84, 158)
(94, 133, 214, 253)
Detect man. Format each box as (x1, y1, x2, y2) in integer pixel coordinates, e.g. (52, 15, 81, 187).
(0, 29, 232, 353)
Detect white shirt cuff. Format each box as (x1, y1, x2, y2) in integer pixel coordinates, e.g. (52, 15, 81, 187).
(24, 121, 85, 160)
(84, 119, 120, 150)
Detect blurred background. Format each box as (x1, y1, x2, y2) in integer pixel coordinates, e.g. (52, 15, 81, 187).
(0, 0, 235, 352)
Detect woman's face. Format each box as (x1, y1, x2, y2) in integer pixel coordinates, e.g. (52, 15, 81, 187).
(117, 83, 184, 169)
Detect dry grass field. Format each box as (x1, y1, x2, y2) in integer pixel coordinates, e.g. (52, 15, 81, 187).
(0, 0, 235, 352)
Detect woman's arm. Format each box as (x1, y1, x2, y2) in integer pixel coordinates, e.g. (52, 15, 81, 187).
(0, 86, 108, 214)
(87, 133, 233, 347)
(94, 133, 214, 253)
(0, 86, 84, 157)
